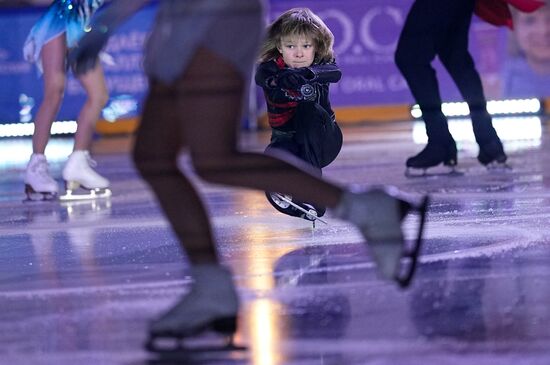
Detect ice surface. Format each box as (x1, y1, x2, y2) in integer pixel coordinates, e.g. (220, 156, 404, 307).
(1, 118, 549, 364)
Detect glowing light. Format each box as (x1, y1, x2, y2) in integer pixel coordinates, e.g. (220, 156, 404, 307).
(0, 138, 73, 167)
(411, 98, 542, 118)
(0, 121, 77, 138)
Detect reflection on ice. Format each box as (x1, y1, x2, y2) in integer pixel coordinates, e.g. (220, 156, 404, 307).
(1, 120, 550, 364)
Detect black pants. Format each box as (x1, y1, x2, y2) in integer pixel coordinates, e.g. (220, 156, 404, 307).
(265, 102, 343, 218)
(395, 0, 498, 145)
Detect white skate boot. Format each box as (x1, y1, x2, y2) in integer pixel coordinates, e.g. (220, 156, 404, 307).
(146, 265, 244, 354)
(334, 186, 428, 287)
(60, 150, 111, 201)
(24, 153, 59, 201)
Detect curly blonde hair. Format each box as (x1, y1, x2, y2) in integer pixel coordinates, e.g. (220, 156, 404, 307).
(258, 8, 335, 64)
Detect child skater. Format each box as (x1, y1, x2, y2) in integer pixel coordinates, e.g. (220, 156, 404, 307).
(69, 0, 428, 353)
(23, 0, 110, 200)
(256, 8, 343, 223)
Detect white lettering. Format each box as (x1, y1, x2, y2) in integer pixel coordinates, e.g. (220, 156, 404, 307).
(341, 76, 386, 93)
(359, 6, 403, 54)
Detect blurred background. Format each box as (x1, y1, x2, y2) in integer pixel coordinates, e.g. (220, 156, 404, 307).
(0, 0, 548, 138)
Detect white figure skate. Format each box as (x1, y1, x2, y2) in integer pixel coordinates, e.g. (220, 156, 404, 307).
(24, 154, 59, 201)
(60, 150, 111, 201)
(335, 186, 428, 288)
(146, 265, 245, 355)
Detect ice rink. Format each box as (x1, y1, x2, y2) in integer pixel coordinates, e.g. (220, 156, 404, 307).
(1, 117, 550, 365)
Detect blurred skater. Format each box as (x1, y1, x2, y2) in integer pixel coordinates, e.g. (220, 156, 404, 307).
(70, 0, 428, 352)
(24, 0, 110, 200)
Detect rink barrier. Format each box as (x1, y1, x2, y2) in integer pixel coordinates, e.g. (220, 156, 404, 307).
(95, 98, 550, 135)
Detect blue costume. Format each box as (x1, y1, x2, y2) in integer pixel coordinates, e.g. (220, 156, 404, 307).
(24, 0, 104, 73)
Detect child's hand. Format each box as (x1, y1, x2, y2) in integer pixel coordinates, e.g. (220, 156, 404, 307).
(276, 69, 311, 89)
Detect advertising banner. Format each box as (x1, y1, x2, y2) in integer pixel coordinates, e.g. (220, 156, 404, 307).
(0, 1, 549, 124)
(0, 4, 156, 124)
(267, 0, 550, 107)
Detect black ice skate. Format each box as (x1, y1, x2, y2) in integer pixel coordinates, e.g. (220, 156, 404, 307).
(335, 187, 429, 288)
(478, 139, 510, 171)
(145, 265, 246, 356)
(405, 141, 461, 178)
(267, 192, 328, 228)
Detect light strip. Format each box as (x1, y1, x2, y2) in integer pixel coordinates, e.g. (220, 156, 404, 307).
(411, 98, 542, 118)
(0, 121, 77, 138)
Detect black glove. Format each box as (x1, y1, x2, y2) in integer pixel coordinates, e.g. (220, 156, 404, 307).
(276, 68, 313, 89)
(68, 26, 110, 75)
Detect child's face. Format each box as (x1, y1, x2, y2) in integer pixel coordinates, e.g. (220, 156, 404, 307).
(514, 7, 550, 64)
(277, 34, 316, 68)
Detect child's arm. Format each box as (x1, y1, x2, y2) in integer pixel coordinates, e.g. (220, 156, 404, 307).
(255, 62, 301, 101)
(273, 62, 342, 89)
(307, 62, 342, 84)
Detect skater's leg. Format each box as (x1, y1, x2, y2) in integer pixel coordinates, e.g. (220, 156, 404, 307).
(293, 102, 342, 169)
(73, 61, 109, 151)
(438, 0, 506, 165)
(133, 82, 217, 264)
(62, 63, 110, 191)
(31, 34, 66, 154)
(183, 47, 342, 208)
(134, 80, 237, 349)
(24, 35, 66, 197)
(395, 0, 457, 169)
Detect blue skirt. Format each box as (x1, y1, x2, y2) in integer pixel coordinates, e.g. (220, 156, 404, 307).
(23, 0, 103, 74)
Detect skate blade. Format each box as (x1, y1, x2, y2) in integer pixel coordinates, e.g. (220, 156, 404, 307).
(271, 192, 292, 209)
(394, 196, 429, 288)
(146, 333, 247, 355)
(59, 187, 112, 201)
(148, 344, 247, 365)
(23, 185, 58, 202)
(405, 166, 463, 178)
(273, 193, 328, 225)
(486, 162, 512, 171)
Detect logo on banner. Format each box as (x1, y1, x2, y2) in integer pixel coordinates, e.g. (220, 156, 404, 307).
(315, 6, 408, 97)
(318, 6, 404, 57)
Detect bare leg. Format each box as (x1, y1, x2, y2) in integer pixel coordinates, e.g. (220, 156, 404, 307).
(183, 48, 343, 207)
(74, 62, 109, 151)
(32, 34, 67, 154)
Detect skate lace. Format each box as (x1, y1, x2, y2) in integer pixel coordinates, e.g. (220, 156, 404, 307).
(86, 154, 98, 168)
(33, 160, 51, 178)
(33, 161, 49, 177)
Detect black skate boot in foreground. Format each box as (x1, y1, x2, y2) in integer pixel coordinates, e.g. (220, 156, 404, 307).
(146, 265, 246, 358)
(471, 109, 510, 170)
(477, 138, 509, 170)
(405, 139, 460, 177)
(334, 187, 429, 288)
(267, 191, 327, 228)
